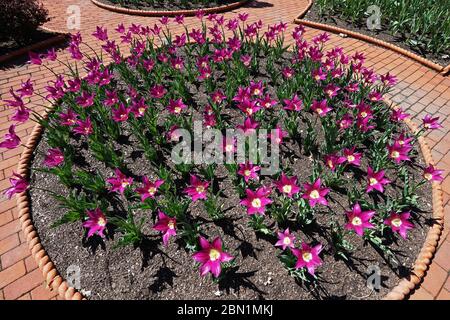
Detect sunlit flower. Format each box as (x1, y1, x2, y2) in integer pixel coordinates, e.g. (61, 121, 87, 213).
(275, 173, 300, 198)
(107, 169, 133, 194)
(0, 124, 21, 149)
(153, 211, 177, 246)
(136, 177, 164, 201)
(422, 115, 442, 130)
(302, 178, 329, 207)
(366, 166, 390, 193)
(238, 161, 260, 183)
(345, 203, 375, 236)
(240, 187, 272, 215)
(291, 242, 323, 276)
(387, 141, 411, 164)
(167, 98, 187, 114)
(184, 174, 209, 202)
(310, 99, 332, 117)
(384, 212, 414, 239)
(423, 165, 444, 182)
(275, 228, 296, 250)
(324, 153, 346, 171)
(73, 117, 93, 136)
(192, 236, 233, 278)
(83, 208, 107, 238)
(43, 148, 65, 167)
(3, 172, 28, 199)
(343, 147, 362, 166)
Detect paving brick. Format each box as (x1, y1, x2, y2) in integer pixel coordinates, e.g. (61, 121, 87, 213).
(1, 242, 31, 269)
(3, 268, 44, 300)
(409, 286, 434, 300)
(0, 261, 26, 289)
(0, 233, 20, 256)
(0, 219, 21, 240)
(30, 283, 57, 300)
(421, 262, 448, 297)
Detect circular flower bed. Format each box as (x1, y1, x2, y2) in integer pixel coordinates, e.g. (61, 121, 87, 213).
(92, 0, 250, 16)
(3, 13, 444, 300)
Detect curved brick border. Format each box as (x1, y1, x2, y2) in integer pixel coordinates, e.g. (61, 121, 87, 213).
(13, 98, 444, 300)
(0, 27, 69, 65)
(90, 0, 251, 17)
(294, 0, 450, 76)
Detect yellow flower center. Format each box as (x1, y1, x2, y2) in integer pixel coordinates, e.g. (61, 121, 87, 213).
(302, 251, 313, 262)
(391, 218, 402, 227)
(347, 155, 355, 162)
(282, 185, 292, 194)
(138, 107, 145, 114)
(391, 151, 400, 158)
(424, 173, 433, 181)
(369, 178, 378, 186)
(352, 216, 362, 226)
(251, 198, 262, 208)
(97, 217, 106, 227)
(327, 160, 333, 168)
(148, 187, 157, 195)
(315, 108, 323, 115)
(246, 108, 253, 115)
(309, 190, 320, 199)
(244, 170, 251, 177)
(167, 221, 175, 229)
(121, 181, 130, 188)
(283, 237, 291, 245)
(360, 111, 368, 118)
(209, 249, 221, 261)
(174, 107, 181, 113)
(196, 186, 205, 193)
(253, 89, 261, 95)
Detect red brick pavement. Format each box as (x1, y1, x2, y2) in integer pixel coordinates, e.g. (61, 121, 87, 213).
(0, 0, 449, 300)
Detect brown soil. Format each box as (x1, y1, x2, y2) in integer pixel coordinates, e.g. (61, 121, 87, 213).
(99, 0, 244, 11)
(303, 3, 450, 67)
(28, 48, 433, 300)
(0, 29, 57, 57)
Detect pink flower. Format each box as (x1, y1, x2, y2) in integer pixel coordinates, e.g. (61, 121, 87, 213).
(391, 108, 410, 122)
(43, 148, 64, 167)
(283, 95, 303, 111)
(0, 124, 21, 149)
(275, 228, 296, 250)
(76, 91, 95, 108)
(17, 79, 34, 97)
(29, 52, 42, 65)
(92, 26, 108, 41)
(345, 203, 375, 236)
(269, 125, 288, 144)
(112, 103, 130, 122)
(384, 212, 414, 239)
(302, 178, 329, 207)
(310, 99, 332, 117)
(3, 172, 28, 199)
(153, 211, 177, 246)
(192, 236, 234, 278)
(11, 106, 30, 123)
(338, 114, 353, 130)
(166, 125, 181, 142)
(275, 173, 300, 198)
(291, 242, 323, 276)
(368, 91, 383, 102)
(323, 83, 340, 98)
(258, 94, 277, 109)
(59, 109, 78, 126)
(422, 115, 442, 130)
(249, 80, 264, 96)
(282, 67, 294, 79)
(107, 169, 133, 194)
(366, 166, 391, 193)
(211, 90, 226, 104)
(150, 84, 167, 99)
(83, 208, 107, 238)
(324, 153, 346, 171)
(136, 177, 164, 201)
(73, 118, 93, 136)
(380, 72, 397, 86)
(184, 175, 209, 202)
(343, 147, 362, 166)
(223, 136, 236, 153)
(311, 68, 326, 82)
(237, 99, 261, 116)
(387, 141, 411, 164)
(237, 117, 259, 135)
(423, 165, 444, 182)
(240, 187, 272, 215)
(240, 54, 251, 67)
(237, 161, 260, 183)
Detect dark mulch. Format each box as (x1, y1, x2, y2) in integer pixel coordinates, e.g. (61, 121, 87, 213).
(302, 3, 450, 67)
(0, 29, 57, 57)
(28, 48, 433, 300)
(99, 0, 244, 11)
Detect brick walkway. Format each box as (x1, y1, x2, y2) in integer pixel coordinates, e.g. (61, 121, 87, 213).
(0, 0, 448, 300)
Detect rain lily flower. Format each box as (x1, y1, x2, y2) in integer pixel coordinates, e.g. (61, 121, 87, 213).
(269, 125, 288, 144)
(240, 187, 272, 215)
(422, 115, 442, 130)
(107, 169, 133, 194)
(136, 177, 164, 201)
(11, 106, 30, 123)
(17, 79, 34, 97)
(391, 108, 410, 122)
(150, 84, 167, 99)
(0, 124, 20, 149)
(192, 236, 233, 278)
(258, 94, 277, 109)
(249, 80, 264, 96)
(366, 166, 391, 193)
(59, 109, 78, 126)
(310, 99, 332, 117)
(283, 95, 303, 111)
(282, 67, 294, 79)
(275, 228, 296, 250)
(291, 242, 323, 276)
(368, 91, 383, 102)
(338, 114, 353, 130)
(387, 141, 411, 164)
(3, 172, 28, 199)
(73, 118, 93, 136)
(302, 178, 329, 207)
(311, 68, 326, 81)
(237, 99, 261, 116)
(275, 173, 300, 198)
(76, 91, 95, 108)
(323, 83, 340, 98)
(112, 103, 130, 122)
(83, 208, 107, 238)
(345, 203, 375, 236)
(237, 117, 259, 135)
(380, 72, 397, 86)
(423, 165, 444, 182)
(343, 147, 362, 166)
(184, 175, 209, 201)
(29, 52, 42, 65)
(237, 161, 260, 183)
(43, 148, 65, 167)
(240, 54, 251, 67)
(324, 153, 346, 171)
(166, 125, 181, 142)
(384, 212, 414, 239)
(153, 211, 177, 246)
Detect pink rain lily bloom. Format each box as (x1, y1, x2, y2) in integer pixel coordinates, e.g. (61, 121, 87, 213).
(3, 172, 28, 199)
(275, 173, 300, 198)
(310, 99, 332, 117)
(324, 153, 346, 171)
(423, 165, 444, 182)
(343, 147, 362, 166)
(192, 236, 233, 278)
(150, 84, 167, 99)
(366, 166, 391, 193)
(302, 178, 330, 207)
(345, 203, 375, 236)
(11, 106, 30, 123)
(258, 94, 277, 109)
(240, 187, 272, 215)
(323, 83, 340, 98)
(112, 103, 130, 122)
(136, 177, 164, 202)
(384, 212, 414, 239)
(76, 91, 95, 108)
(422, 115, 442, 130)
(387, 141, 411, 164)
(107, 169, 133, 194)
(83, 208, 108, 238)
(29, 52, 42, 65)
(237, 161, 260, 183)
(269, 125, 288, 145)
(275, 228, 296, 250)
(59, 109, 78, 126)
(283, 94, 303, 111)
(73, 117, 93, 136)
(43, 148, 65, 167)
(153, 211, 177, 246)
(184, 174, 209, 201)
(391, 108, 410, 122)
(0, 124, 21, 149)
(291, 242, 323, 276)
(237, 117, 259, 135)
